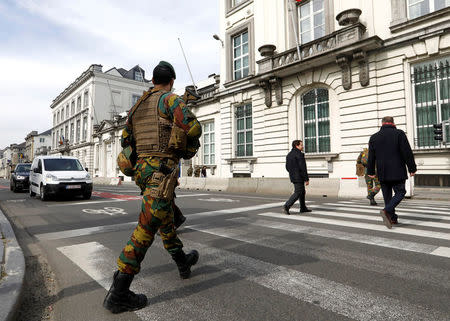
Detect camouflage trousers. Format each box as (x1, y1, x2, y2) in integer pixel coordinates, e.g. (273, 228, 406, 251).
(365, 174, 381, 198)
(117, 157, 183, 275)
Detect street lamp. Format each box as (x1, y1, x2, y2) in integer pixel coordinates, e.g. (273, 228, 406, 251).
(213, 34, 224, 47)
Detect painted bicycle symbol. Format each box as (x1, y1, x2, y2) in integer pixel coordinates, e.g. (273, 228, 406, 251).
(82, 207, 127, 216)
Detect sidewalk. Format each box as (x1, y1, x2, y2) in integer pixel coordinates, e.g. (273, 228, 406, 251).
(413, 187, 450, 201)
(0, 208, 25, 321)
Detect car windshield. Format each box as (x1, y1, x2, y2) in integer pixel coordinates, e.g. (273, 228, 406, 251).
(43, 159, 84, 171)
(15, 164, 31, 172)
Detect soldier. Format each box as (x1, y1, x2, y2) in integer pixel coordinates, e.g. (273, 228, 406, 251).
(356, 147, 380, 206)
(186, 164, 193, 177)
(103, 61, 202, 314)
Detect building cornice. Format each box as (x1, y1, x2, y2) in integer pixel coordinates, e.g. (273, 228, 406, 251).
(51, 67, 95, 109)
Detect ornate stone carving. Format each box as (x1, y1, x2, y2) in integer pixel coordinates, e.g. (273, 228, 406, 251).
(336, 56, 352, 90)
(353, 50, 369, 87)
(259, 80, 272, 107)
(269, 77, 283, 105)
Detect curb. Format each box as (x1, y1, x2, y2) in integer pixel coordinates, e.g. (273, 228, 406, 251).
(0, 208, 25, 321)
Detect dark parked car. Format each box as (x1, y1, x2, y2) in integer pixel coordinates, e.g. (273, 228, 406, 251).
(10, 163, 32, 192)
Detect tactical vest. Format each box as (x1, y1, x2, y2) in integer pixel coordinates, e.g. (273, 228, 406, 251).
(131, 91, 175, 158)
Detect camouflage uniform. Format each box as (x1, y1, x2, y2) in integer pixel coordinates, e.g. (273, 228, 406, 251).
(117, 88, 201, 275)
(357, 148, 381, 198)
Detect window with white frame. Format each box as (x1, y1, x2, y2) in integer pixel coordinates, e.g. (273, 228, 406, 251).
(202, 122, 215, 164)
(65, 125, 68, 142)
(134, 70, 143, 81)
(298, 0, 325, 44)
(76, 119, 81, 142)
(66, 104, 69, 118)
(53, 114, 56, 126)
(235, 103, 253, 157)
(70, 122, 74, 143)
(61, 107, 64, 121)
(232, 0, 246, 6)
(302, 88, 330, 153)
(82, 115, 88, 141)
(56, 130, 60, 145)
(57, 111, 60, 124)
(412, 57, 450, 148)
(39, 138, 45, 143)
(71, 101, 75, 115)
(84, 91, 89, 107)
(131, 94, 140, 107)
(232, 30, 249, 80)
(408, 0, 450, 19)
(77, 96, 81, 112)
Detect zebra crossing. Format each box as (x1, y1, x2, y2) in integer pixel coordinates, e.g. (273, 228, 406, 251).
(52, 198, 450, 321)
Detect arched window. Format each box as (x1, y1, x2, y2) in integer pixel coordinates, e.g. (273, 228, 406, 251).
(302, 88, 330, 153)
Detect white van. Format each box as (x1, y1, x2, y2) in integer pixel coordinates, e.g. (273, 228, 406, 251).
(29, 155, 93, 201)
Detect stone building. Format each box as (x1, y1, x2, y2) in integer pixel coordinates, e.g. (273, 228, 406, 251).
(50, 64, 151, 172)
(195, 0, 450, 186)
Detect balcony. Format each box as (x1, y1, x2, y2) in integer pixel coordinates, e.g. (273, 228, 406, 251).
(255, 23, 383, 106)
(257, 23, 382, 77)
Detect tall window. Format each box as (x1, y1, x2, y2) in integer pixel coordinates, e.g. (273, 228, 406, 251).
(408, 0, 450, 19)
(82, 116, 88, 141)
(71, 101, 75, 115)
(232, 0, 246, 6)
(298, 0, 325, 44)
(412, 57, 450, 148)
(233, 30, 249, 80)
(76, 119, 81, 142)
(302, 88, 330, 153)
(57, 111, 60, 124)
(134, 70, 143, 81)
(77, 96, 81, 112)
(65, 125, 68, 142)
(131, 94, 140, 107)
(70, 123, 74, 143)
(61, 107, 64, 121)
(235, 103, 253, 157)
(66, 104, 69, 118)
(202, 122, 215, 164)
(84, 90, 89, 107)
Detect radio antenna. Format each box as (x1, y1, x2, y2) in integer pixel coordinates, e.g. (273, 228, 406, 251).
(177, 37, 199, 95)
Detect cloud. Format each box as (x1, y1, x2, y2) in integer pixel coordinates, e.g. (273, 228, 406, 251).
(0, 0, 220, 149)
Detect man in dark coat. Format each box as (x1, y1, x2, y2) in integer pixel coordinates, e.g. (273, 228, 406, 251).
(283, 140, 311, 214)
(367, 116, 417, 229)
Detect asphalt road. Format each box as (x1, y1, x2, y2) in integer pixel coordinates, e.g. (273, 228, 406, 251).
(1, 179, 450, 321)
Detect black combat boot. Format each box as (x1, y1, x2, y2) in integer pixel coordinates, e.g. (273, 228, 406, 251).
(103, 271, 147, 314)
(368, 193, 377, 206)
(172, 250, 199, 279)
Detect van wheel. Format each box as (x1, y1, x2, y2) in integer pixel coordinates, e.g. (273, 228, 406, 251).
(40, 185, 48, 201)
(82, 192, 92, 200)
(30, 186, 36, 197)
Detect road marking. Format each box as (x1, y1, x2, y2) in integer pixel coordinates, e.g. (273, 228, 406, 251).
(259, 212, 450, 241)
(197, 198, 239, 202)
(57, 242, 113, 289)
(307, 207, 450, 229)
(82, 207, 127, 216)
(36, 222, 137, 240)
(188, 202, 286, 218)
(176, 193, 209, 197)
(58, 240, 448, 321)
(327, 202, 450, 216)
(225, 217, 450, 259)
(47, 199, 124, 207)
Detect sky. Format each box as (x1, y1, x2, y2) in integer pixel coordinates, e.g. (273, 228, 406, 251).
(0, 0, 220, 150)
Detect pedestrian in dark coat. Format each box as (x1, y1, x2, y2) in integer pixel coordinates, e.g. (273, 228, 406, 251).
(283, 140, 311, 214)
(367, 116, 417, 229)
